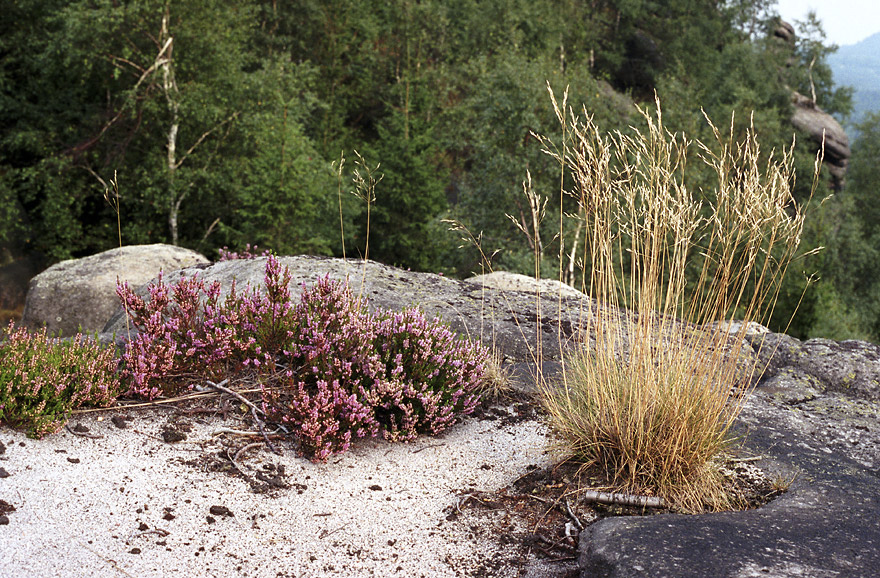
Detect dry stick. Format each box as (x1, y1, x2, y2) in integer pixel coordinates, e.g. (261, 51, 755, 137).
(130, 528, 170, 540)
(563, 497, 584, 530)
(234, 442, 264, 464)
(71, 391, 220, 414)
(212, 427, 283, 438)
(79, 542, 137, 578)
(580, 489, 665, 509)
(205, 379, 281, 455)
(225, 446, 251, 479)
(72, 386, 271, 415)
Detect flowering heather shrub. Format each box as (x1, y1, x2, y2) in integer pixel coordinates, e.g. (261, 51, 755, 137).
(263, 276, 487, 459)
(118, 272, 222, 398)
(118, 257, 295, 399)
(367, 309, 485, 441)
(217, 244, 272, 261)
(0, 323, 122, 437)
(262, 277, 382, 460)
(117, 257, 487, 461)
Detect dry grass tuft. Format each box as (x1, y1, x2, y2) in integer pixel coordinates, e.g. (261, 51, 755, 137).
(535, 88, 814, 513)
(476, 347, 516, 401)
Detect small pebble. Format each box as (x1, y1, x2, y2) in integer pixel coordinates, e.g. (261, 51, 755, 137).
(209, 505, 233, 517)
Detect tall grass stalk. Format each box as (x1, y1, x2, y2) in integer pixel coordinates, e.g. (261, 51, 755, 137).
(103, 171, 131, 342)
(536, 90, 814, 512)
(350, 150, 383, 302)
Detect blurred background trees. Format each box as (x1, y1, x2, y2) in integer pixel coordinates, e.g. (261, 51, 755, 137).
(2, 0, 876, 340)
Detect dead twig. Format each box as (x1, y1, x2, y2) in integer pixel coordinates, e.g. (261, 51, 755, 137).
(225, 447, 251, 479)
(130, 528, 170, 540)
(563, 497, 584, 530)
(580, 489, 665, 508)
(211, 428, 283, 438)
(411, 443, 445, 454)
(318, 525, 348, 539)
(251, 406, 281, 455)
(234, 442, 264, 464)
(205, 379, 281, 455)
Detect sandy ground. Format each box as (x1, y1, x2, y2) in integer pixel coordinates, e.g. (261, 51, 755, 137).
(0, 401, 565, 578)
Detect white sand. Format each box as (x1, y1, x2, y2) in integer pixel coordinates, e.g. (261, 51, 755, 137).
(0, 405, 558, 578)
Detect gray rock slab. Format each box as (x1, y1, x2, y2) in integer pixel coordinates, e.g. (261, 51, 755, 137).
(22, 244, 208, 336)
(102, 255, 601, 390)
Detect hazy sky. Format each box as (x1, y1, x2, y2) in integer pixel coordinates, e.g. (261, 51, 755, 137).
(774, 0, 880, 46)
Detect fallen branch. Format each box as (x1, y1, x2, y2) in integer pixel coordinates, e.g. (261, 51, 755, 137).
(580, 490, 665, 509)
(205, 380, 281, 455)
(206, 379, 262, 415)
(225, 446, 252, 479)
(212, 427, 283, 438)
(563, 497, 584, 530)
(234, 442, 264, 464)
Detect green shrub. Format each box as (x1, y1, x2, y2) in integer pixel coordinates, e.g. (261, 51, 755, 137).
(0, 323, 123, 437)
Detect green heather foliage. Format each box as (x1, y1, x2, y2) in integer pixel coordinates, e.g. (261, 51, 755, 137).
(0, 323, 122, 438)
(118, 256, 486, 461)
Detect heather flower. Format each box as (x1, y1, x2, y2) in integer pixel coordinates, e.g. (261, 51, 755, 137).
(217, 244, 272, 261)
(115, 258, 488, 461)
(118, 257, 295, 398)
(367, 308, 486, 441)
(0, 322, 122, 437)
(263, 276, 382, 459)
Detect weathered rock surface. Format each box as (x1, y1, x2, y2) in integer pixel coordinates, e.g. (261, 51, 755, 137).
(102, 255, 597, 388)
(773, 19, 850, 188)
(22, 244, 208, 336)
(466, 271, 585, 299)
(96, 254, 879, 576)
(791, 91, 851, 185)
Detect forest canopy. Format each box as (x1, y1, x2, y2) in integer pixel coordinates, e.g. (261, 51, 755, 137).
(1, 0, 874, 341)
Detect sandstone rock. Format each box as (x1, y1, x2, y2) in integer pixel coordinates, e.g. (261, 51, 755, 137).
(750, 333, 880, 401)
(791, 91, 851, 185)
(22, 244, 209, 336)
(774, 19, 795, 43)
(465, 271, 584, 299)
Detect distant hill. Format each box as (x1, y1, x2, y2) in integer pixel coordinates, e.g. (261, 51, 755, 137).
(829, 33, 880, 133)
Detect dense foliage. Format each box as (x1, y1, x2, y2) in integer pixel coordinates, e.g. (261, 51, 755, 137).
(0, 323, 122, 436)
(1, 0, 871, 339)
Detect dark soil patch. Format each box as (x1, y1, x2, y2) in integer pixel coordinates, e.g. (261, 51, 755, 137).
(448, 452, 788, 575)
(180, 441, 291, 496)
(0, 499, 15, 525)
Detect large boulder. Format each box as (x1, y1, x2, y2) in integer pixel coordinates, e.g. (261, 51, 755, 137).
(791, 91, 851, 185)
(22, 244, 208, 336)
(102, 255, 599, 387)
